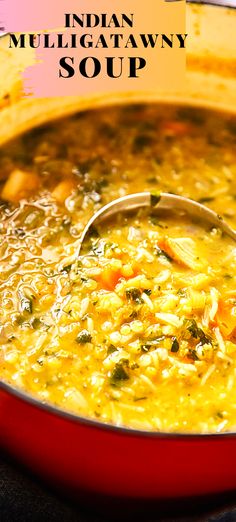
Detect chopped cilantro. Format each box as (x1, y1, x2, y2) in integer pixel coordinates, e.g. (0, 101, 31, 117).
(126, 288, 143, 304)
(143, 289, 152, 296)
(188, 349, 199, 361)
(62, 264, 72, 273)
(76, 329, 92, 344)
(132, 134, 152, 152)
(150, 192, 161, 207)
(107, 344, 118, 356)
(149, 215, 165, 228)
(198, 197, 215, 204)
(171, 338, 179, 353)
(110, 361, 129, 385)
(186, 319, 212, 346)
(31, 317, 41, 329)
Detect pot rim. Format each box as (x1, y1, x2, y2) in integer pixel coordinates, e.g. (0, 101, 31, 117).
(187, 0, 236, 8)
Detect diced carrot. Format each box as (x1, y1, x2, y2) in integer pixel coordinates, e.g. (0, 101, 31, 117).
(96, 260, 140, 291)
(1, 169, 39, 203)
(52, 179, 76, 204)
(97, 266, 122, 291)
(216, 300, 236, 338)
(162, 120, 191, 136)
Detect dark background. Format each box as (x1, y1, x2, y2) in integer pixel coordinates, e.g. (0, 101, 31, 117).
(1, 452, 236, 522)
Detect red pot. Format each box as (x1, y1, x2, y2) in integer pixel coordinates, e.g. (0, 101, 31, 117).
(1, 382, 236, 499)
(1, 1, 236, 501)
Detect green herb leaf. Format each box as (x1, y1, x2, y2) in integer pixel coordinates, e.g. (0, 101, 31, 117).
(125, 288, 143, 304)
(143, 289, 152, 296)
(62, 264, 72, 273)
(110, 362, 129, 385)
(76, 329, 92, 344)
(171, 338, 179, 353)
(107, 344, 118, 356)
(198, 197, 215, 204)
(132, 134, 152, 152)
(189, 348, 199, 361)
(186, 319, 212, 346)
(150, 192, 161, 207)
(31, 317, 41, 329)
(149, 215, 164, 227)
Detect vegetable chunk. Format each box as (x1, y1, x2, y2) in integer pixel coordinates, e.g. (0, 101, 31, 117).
(52, 179, 76, 203)
(1, 169, 39, 202)
(161, 237, 205, 270)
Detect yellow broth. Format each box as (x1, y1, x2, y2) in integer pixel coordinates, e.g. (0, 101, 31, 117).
(0, 104, 236, 433)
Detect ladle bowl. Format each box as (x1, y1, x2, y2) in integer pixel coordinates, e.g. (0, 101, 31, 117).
(77, 192, 236, 255)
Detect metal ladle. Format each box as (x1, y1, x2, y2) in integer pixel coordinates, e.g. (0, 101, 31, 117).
(77, 192, 236, 255)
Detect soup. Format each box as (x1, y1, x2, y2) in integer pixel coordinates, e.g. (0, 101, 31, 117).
(0, 104, 236, 433)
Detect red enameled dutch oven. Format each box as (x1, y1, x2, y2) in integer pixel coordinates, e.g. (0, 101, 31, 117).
(1, 0, 236, 501)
